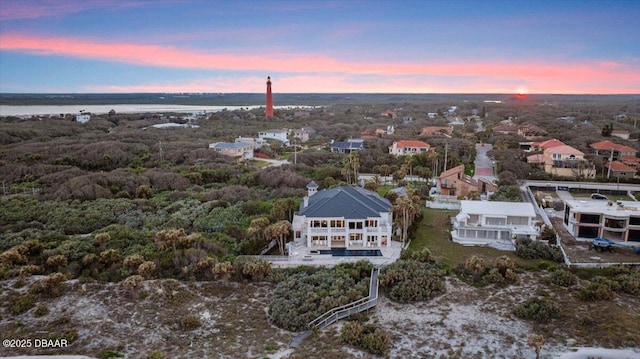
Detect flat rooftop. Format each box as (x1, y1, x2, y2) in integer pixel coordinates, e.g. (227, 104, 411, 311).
(460, 200, 536, 217)
(565, 199, 640, 216)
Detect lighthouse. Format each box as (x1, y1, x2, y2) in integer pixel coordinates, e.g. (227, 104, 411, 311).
(265, 76, 274, 118)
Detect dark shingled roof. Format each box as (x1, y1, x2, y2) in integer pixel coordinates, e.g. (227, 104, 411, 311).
(299, 186, 391, 219)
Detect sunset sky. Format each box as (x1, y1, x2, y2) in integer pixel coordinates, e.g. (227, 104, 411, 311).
(0, 0, 639, 94)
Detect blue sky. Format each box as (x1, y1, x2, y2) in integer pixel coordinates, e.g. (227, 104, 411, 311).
(0, 0, 639, 93)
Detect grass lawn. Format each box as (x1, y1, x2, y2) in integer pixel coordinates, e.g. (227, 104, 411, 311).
(409, 208, 550, 269)
(377, 185, 395, 197)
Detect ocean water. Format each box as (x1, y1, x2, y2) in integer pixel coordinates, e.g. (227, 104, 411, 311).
(0, 104, 262, 116)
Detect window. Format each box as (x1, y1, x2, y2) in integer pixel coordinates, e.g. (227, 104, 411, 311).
(349, 221, 363, 229)
(330, 220, 345, 228)
(579, 214, 600, 224)
(365, 219, 378, 227)
(552, 153, 561, 160)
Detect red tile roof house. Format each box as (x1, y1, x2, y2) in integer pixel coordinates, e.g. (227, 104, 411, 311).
(530, 138, 566, 152)
(421, 126, 452, 137)
(590, 140, 637, 161)
(527, 144, 595, 178)
(388, 140, 431, 157)
(606, 161, 637, 179)
(436, 165, 496, 198)
(518, 124, 548, 139)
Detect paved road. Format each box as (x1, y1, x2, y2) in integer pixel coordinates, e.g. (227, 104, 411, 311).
(474, 143, 494, 178)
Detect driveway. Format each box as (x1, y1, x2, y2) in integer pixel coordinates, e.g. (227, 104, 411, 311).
(474, 143, 494, 178)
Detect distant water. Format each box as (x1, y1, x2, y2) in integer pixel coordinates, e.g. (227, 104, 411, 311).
(0, 104, 262, 116)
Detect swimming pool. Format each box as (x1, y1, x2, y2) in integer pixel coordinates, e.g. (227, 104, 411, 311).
(317, 248, 383, 257)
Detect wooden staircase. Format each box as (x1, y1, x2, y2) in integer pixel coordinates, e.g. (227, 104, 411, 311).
(290, 266, 380, 348)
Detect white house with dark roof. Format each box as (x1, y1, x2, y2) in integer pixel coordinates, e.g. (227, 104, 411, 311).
(451, 200, 539, 249)
(292, 184, 392, 249)
(329, 139, 365, 153)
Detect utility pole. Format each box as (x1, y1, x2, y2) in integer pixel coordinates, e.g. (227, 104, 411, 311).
(607, 148, 613, 179)
(159, 141, 164, 169)
(443, 142, 449, 173)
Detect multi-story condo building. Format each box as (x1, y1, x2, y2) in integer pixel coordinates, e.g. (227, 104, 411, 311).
(563, 199, 640, 242)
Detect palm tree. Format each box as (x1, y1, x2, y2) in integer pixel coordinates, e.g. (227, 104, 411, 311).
(247, 217, 270, 241)
(155, 228, 186, 260)
(393, 189, 422, 247)
(527, 334, 546, 359)
(274, 220, 292, 255)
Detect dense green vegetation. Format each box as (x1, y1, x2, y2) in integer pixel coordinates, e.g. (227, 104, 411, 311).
(379, 249, 446, 303)
(268, 261, 372, 331)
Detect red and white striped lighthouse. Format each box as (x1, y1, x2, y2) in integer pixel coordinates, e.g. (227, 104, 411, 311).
(265, 76, 274, 118)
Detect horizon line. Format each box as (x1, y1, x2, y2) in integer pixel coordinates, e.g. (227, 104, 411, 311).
(1, 92, 639, 96)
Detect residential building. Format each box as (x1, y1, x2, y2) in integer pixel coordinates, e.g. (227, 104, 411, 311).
(563, 199, 640, 242)
(451, 200, 539, 247)
(605, 161, 636, 179)
(259, 129, 289, 145)
(75, 113, 90, 123)
(611, 130, 630, 140)
(292, 128, 310, 142)
(589, 140, 637, 161)
(381, 109, 396, 118)
(427, 112, 438, 119)
(329, 139, 364, 153)
(388, 140, 431, 157)
(530, 138, 565, 152)
(292, 184, 393, 249)
(492, 124, 519, 135)
(235, 136, 267, 149)
(527, 144, 595, 178)
(436, 165, 497, 198)
(518, 124, 548, 139)
(421, 126, 452, 137)
(209, 142, 254, 161)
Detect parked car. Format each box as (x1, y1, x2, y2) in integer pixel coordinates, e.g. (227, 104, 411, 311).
(591, 193, 608, 200)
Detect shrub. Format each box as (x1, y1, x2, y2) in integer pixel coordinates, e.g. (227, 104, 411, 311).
(515, 239, 563, 262)
(340, 322, 391, 356)
(137, 261, 157, 279)
(239, 259, 273, 282)
(19, 264, 41, 277)
(579, 278, 615, 301)
(33, 272, 68, 297)
(269, 264, 370, 331)
(379, 260, 446, 303)
(550, 269, 578, 287)
(514, 297, 560, 322)
(0, 249, 27, 266)
(10, 294, 36, 315)
(123, 254, 145, 270)
(182, 315, 202, 330)
(456, 255, 519, 287)
(34, 304, 50, 317)
(341, 321, 364, 345)
(46, 254, 69, 269)
(615, 272, 640, 295)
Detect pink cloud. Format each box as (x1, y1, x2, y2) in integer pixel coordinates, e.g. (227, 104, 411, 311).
(2, 33, 639, 93)
(0, 0, 152, 20)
